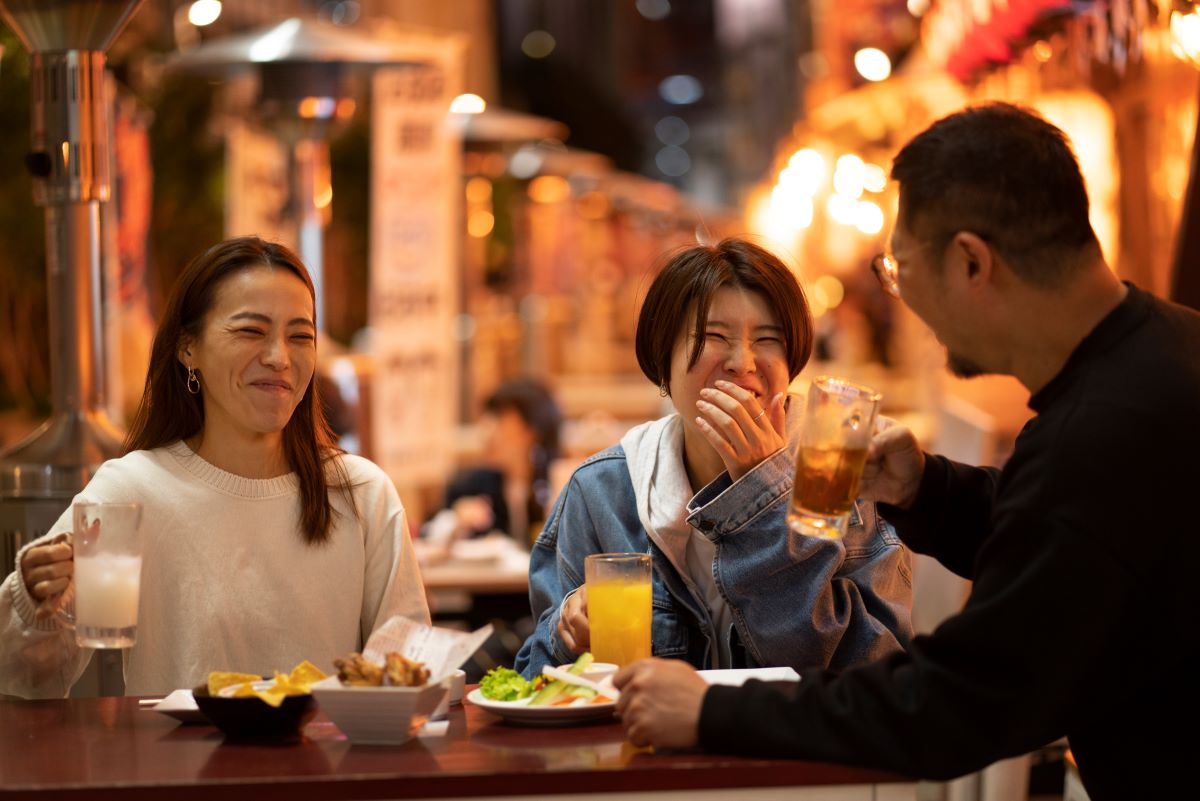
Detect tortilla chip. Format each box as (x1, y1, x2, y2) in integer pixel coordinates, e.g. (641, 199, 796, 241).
(288, 660, 327, 689)
(209, 660, 325, 704)
(207, 671, 263, 696)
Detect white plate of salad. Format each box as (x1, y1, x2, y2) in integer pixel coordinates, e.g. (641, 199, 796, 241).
(469, 654, 618, 727)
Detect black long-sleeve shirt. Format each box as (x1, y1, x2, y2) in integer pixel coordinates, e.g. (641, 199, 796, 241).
(700, 284, 1199, 800)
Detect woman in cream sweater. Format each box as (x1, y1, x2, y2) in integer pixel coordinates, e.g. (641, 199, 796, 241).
(1, 237, 429, 697)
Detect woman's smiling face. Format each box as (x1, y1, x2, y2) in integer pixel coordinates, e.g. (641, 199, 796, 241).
(180, 265, 316, 445)
(668, 286, 791, 438)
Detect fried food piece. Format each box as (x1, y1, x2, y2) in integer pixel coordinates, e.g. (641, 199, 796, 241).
(334, 653, 384, 686)
(384, 652, 430, 687)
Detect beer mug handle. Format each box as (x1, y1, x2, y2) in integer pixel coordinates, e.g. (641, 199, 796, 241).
(55, 604, 77, 629)
(43, 532, 77, 630)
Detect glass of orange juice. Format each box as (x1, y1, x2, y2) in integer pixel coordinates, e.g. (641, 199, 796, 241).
(787, 376, 882, 539)
(585, 553, 652, 667)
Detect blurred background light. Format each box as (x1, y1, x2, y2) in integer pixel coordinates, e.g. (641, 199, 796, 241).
(521, 30, 556, 59)
(529, 175, 570, 204)
(905, 0, 931, 17)
(1171, 8, 1200, 66)
(853, 200, 885, 235)
(636, 0, 671, 21)
(862, 163, 888, 193)
(450, 93, 487, 114)
(249, 18, 298, 61)
(655, 116, 690, 146)
(508, 146, 543, 179)
(465, 177, 492, 204)
(467, 210, 495, 237)
(659, 74, 703, 105)
(655, 145, 692, 176)
(770, 184, 814, 229)
(826, 194, 858, 225)
(187, 0, 222, 28)
(783, 148, 825, 196)
(320, 0, 360, 26)
(833, 154, 866, 199)
(853, 47, 892, 82)
(812, 275, 845, 311)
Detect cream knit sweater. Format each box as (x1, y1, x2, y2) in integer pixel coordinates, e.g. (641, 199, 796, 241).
(0, 442, 430, 698)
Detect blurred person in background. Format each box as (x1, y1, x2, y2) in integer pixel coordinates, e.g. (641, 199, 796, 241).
(516, 238, 912, 677)
(2, 236, 429, 698)
(612, 104, 1197, 801)
(423, 377, 563, 549)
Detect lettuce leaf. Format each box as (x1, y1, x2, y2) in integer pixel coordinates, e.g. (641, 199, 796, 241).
(479, 667, 532, 701)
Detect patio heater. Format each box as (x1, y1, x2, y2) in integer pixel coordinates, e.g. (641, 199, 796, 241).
(0, 0, 144, 573)
(170, 17, 421, 340)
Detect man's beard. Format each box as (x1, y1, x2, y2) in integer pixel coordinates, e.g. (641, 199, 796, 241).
(947, 351, 988, 379)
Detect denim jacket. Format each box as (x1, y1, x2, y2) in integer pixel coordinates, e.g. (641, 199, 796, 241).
(515, 416, 913, 678)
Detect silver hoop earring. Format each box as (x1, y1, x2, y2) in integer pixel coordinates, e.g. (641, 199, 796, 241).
(659, 381, 669, 397)
(186, 366, 200, 395)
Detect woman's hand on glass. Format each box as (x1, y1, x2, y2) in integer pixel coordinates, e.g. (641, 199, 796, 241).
(557, 585, 591, 655)
(20, 535, 73, 619)
(694, 381, 787, 481)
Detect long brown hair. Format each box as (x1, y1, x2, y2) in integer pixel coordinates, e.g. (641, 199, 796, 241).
(124, 236, 351, 545)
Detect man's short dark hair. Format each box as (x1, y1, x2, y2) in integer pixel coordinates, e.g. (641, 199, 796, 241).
(635, 238, 813, 393)
(891, 102, 1100, 286)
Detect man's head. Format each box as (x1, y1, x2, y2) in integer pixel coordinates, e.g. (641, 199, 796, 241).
(885, 103, 1106, 379)
(892, 102, 1100, 289)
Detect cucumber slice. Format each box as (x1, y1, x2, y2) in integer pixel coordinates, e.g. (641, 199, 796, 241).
(528, 652, 597, 706)
(567, 652, 594, 675)
(528, 679, 567, 706)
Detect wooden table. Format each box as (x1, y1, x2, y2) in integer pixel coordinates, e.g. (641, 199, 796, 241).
(419, 559, 530, 595)
(0, 693, 917, 800)
(416, 539, 531, 626)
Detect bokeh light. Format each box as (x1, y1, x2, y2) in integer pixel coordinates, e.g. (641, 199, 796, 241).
(854, 48, 892, 82)
(187, 0, 222, 27)
(522, 30, 556, 59)
(450, 93, 486, 114)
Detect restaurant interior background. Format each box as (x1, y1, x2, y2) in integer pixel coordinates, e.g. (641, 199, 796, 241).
(0, 0, 1197, 795)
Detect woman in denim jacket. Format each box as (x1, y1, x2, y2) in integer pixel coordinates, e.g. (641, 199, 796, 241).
(516, 239, 912, 677)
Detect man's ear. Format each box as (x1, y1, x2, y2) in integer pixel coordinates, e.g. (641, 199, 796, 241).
(949, 231, 992, 286)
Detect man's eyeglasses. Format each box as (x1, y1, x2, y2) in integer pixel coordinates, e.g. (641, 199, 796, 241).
(871, 252, 899, 298)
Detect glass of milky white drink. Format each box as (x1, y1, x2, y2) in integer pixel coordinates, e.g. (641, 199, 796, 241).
(63, 502, 145, 649)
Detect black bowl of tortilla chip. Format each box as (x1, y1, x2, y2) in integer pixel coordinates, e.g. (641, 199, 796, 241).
(192, 682, 317, 741)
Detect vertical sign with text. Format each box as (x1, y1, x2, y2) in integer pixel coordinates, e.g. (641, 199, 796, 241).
(370, 40, 463, 486)
(225, 119, 291, 245)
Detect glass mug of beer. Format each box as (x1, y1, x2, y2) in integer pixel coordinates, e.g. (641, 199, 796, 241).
(585, 553, 652, 667)
(58, 502, 145, 649)
(788, 377, 882, 539)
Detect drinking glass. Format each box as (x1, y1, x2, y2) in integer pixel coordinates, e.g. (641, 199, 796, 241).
(787, 377, 882, 539)
(61, 502, 145, 648)
(585, 553, 652, 667)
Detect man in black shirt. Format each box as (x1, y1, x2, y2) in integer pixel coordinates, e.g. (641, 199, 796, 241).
(613, 103, 1198, 801)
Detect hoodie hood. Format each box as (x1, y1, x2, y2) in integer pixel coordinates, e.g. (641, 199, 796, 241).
(619, 393, 805, 589)
(620, 414, 694, 580)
